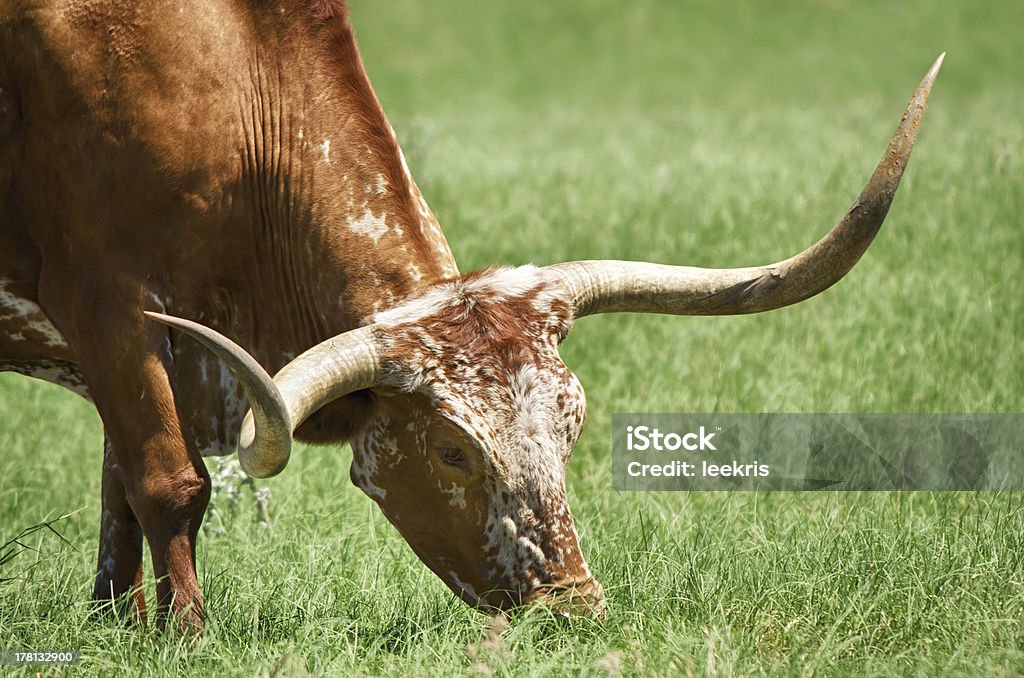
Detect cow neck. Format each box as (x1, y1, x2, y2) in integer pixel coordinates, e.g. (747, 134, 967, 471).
(234, 6, 459, 361)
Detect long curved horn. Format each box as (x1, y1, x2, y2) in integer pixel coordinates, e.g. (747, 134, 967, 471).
(145, 312, 382, 477)
(547, 53, 944, 318)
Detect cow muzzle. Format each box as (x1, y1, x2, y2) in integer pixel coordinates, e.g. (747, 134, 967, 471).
(524, 577, 607, 619)
(474, 576, 606, 619)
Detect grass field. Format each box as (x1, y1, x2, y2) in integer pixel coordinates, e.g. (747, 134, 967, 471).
(2, 0, 1023, 675)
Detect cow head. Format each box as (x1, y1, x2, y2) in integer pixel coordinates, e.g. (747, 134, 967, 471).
(146, 51, 941, 617)
(350, 267, 598, 613)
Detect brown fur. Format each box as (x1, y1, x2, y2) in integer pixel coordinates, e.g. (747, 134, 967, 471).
(0, 0, 458, 629)
(1, 0, 602, 626)
(304, 2, 448, 279)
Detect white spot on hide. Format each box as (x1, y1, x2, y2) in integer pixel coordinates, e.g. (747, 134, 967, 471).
(441, 481, 467, 509)
(0, 279, 69, 348)
(99, 509, 120, 577)
(349, 208, 389, 243)
(373, 265, 551, 327)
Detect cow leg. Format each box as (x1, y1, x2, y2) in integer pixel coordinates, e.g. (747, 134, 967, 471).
(39, 280, 211, 630)
(92, 435, 147, 622)
(97, 342, 211, 631)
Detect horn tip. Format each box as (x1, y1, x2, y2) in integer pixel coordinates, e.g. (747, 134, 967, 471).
(144, 310, 181, 328)
(144, 310, 197, 333)
(926, 52, 946, 84)
(902, 52, 944, 130)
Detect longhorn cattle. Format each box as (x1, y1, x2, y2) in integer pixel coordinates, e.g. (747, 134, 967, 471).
(0, 0, 941, 629)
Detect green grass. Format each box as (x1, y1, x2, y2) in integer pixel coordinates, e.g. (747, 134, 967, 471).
(2, 0, 1023, 674)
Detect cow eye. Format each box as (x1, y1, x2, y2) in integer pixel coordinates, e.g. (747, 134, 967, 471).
(437, 446, 468, 470)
